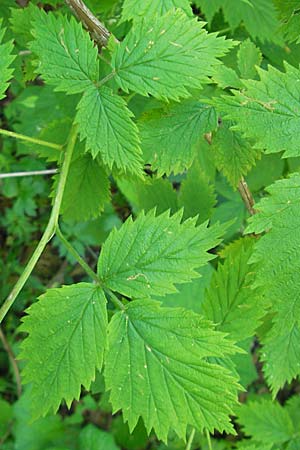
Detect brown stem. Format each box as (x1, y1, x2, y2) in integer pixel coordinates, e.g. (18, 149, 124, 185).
(0, 327, 22, 397)
(65, 0, 111, 47)
(238, 177, 256, 215)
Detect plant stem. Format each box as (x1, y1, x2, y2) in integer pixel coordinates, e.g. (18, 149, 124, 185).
(65, 0, 111, 47)
(238, 176, 256, 215)
(0, 327, 22, 397)
(186, 428, 195, 450)
(0, 169, 58, 179)
(56, 226, 99, 283)
(0, 128, 62, 150)
(106, 289, 125, 310)
(205, 429, 212, 450)
(0, 125, 78, 324)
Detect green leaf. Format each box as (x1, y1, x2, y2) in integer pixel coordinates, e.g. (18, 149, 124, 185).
(30, 11, 98, 94)
(237, 39, 262, 79)
(212, 64, 300, 158)
(98, 209, 227, 298)
(75, 85, 143, 175)
(121, 0, 193, 22)
(111, 9, 234, 101)
(117, 176, 178, 215)
(201, 238, 264, 342)
(60, 153, 110, 222)
(211, 121, 261, 187)
(13, 390, 68, 450)
(237, 400, 294, 446)
(20, 283, 107, 418)
(178, 159, 216, 224)
(104, 299, 240, 441)
(79, 425, 120, 450)
(0, 19, 15, 100)
(158, 264, 214, 313)
(246, 174, 300, 392)
(212, 65, 244, 89)
(139, 99, 217, 175)
(195, 0, 281, 44)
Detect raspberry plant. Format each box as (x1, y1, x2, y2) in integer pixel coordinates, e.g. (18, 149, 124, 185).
(1, 1, 300, 449)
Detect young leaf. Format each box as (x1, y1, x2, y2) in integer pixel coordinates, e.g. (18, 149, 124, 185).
(117, 176, 178, 215)
(201, 238, 264, 342)
(20, 283, 107, 418)
(98, 209, 227, 298)
(246, 174, 300, 392)
(211, 121, 261, 187)
(60, 154, 111, 222)
(111, 9, 234, 101)
(213, 64, 300, 158)
(79, 425, 120, 450)
(30, 11, 98, 94)
(178, 159, 216, 224)
(121, 0, 193, 23)
(237, 400, 295, 446)
(76, 85, 143, 175)
(237, 39, 262, 79)
(139, 99, 217, 175)
(0, 19, 15, 100)
(104, 299, 240, 441)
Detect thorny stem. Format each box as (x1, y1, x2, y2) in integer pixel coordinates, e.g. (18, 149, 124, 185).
(238, 176, 256, 215)
(0, 169, 58, 179)
(65, 0, 111, 47)
(0, 128, 62, 150)
(0, 125, 78, 324)
(56, 226, 99, 283)
(205, 429, 213, 450)
(0, 327, 22, 397)
(185, 428, 195, 450)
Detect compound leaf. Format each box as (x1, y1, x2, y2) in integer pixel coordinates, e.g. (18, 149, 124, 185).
(98, 209, 227, 298)
(20, 283, 107, 418)
(246, 174, 300, 392)
(0, 19, 15, 100)
(213, 64, 300, 158)
(112, 9, 234, 101)
(31, 11, 98, 94)
(104, 299, 240, 441)
(76, 85, 143, 175)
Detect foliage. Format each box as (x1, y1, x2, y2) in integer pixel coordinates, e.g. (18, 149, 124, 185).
(1, 1, 300, 450)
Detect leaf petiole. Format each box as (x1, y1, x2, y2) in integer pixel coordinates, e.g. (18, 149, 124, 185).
(56, 225, 99, 283)
(0, 128, 63, 150)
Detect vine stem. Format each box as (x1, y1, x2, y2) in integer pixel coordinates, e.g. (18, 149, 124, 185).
(56, 226, 99, 283)
(205, 429, 212, 450)
(0, 327, 22, 397)
(185, 428, 195, 450)
(238, 176, 256, 215)
(0, 128, 62, 150)
(65, 0, 111, 47)
(0, 125, 78, 324)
